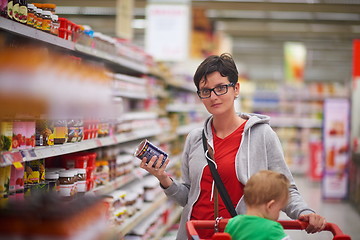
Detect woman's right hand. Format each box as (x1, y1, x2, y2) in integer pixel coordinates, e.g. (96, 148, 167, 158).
(139, 154, 172, 188)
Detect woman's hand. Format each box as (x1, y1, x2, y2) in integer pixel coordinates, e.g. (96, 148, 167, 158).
(139, 154, 172, 188)
(299, 213, 327, 233)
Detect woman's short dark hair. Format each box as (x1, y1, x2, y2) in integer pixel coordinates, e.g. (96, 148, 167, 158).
(193, 53, 239, 90)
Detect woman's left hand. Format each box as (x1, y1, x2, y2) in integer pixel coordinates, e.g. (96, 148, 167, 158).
(299, 213, 327, 234)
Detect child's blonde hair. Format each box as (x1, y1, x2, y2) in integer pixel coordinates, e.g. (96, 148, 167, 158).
(244, 170, 290, 207)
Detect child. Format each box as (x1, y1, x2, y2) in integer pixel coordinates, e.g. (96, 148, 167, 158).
(225, 170, 291, 240)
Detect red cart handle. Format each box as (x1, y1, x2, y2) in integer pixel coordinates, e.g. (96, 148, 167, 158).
(186, 219, 352, 240)
(278, 220, 351, 240)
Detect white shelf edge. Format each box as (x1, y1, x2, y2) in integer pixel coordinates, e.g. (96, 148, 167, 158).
(120, 111, 158, 121)
(0, 128, 162, 167)
(75, 44, 148, 74)
(166, 104, 205, 113)
(112, 89, 149, 99)
(0, 17, 74, 50)
(176, 122, 203, 135)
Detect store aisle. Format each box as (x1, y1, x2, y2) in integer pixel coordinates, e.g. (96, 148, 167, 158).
(280, 175, 360, 240)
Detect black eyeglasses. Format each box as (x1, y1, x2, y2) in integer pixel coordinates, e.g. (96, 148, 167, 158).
(197, 82, 235, 99)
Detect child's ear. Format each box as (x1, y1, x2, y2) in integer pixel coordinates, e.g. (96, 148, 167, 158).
(266, 199, 276, 210)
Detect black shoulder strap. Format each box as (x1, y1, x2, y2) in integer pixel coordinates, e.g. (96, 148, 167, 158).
(202, 130, 237, 217)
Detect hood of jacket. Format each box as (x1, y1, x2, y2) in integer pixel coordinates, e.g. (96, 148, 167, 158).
(202, 112, 270, 145)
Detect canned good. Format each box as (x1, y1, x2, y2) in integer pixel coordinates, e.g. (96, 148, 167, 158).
(134, 139, 168, 167)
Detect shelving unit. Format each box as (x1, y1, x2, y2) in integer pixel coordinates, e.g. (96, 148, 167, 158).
(0, 16, 189, 240)
(240, 81, 348, 175)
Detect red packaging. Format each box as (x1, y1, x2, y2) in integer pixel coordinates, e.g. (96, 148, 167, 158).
(58, 28, 68, 39)
(10, 165, 24, 201)
(58, 17, 68, 29)
(86, 152, 97, 168)
(61, 153, 89, 169)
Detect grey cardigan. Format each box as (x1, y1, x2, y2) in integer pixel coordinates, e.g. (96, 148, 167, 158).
(164, 113, 314, 240)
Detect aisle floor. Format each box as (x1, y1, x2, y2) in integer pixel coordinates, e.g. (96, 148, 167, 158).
(280, 175, 360, 240)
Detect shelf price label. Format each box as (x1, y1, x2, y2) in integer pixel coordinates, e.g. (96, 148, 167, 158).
(95, 139, 102, 147)
(12, 161, 24, 169)
(0, 151, 23, 166)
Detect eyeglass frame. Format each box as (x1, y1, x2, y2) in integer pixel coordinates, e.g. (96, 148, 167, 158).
(196, 82, 236, 99)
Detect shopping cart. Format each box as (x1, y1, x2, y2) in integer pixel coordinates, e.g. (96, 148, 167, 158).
(186, 218, 351, 240)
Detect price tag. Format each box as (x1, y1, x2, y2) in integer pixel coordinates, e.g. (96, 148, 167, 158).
(11, 152, 23, 163)
(95, 139, 102, 147)
(12, 161, 24, 169)
(2, 152, 14, 165)
(20, 149, 37, 159)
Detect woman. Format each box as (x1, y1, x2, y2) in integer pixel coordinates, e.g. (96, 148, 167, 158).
(140, 53, 326, 240)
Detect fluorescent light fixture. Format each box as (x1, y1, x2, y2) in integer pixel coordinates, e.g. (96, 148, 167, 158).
(315, 12, 360, 21)
(207, 9, 267, 19)
(56, 6, 116, 15)
(132, 19, 146, 29)
(269, 11, 312, 20)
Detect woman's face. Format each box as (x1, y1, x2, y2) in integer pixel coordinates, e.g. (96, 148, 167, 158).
(198, 71, 239, 116)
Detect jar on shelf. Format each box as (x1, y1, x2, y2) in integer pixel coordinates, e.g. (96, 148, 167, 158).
(7, 0, 13, 20)
(53, 119, 68, 144)
(124, 192, 137, 217)
(41, 10, 52, 33)
(50, 14, 59, 36)
(34, 8, 43, 30)
(12, 0, 27, 24)
(27, 4, 36, 27)
(58, 170, 76, 201)
(0, 121, 13, 151)
(45, 172, 59, 193)
(73, 168, 86, 196)
(67, 119, 83, 143)
(94, 161, 109, 187)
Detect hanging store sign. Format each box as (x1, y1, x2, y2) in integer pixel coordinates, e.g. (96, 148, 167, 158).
(145, 3, 190, 61)
(284, 42, 306, 85)
(322, 98, 350, 200)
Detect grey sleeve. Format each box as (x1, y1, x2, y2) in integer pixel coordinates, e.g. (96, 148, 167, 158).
(163, 131, 193, 206)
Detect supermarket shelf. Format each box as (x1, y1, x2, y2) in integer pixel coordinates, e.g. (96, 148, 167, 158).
(0, 127, 162, 167)
(93, 154, 180, 196)
(270, 117, 322, 128)
(0, 17, 148, 75)
(153, 206, 182, 240)
(0, 17, 74, 50)
(113, 89, 149, 99)
(115, 193, 168, 238)
(166, 80, 196, 92)
(176, 122, 203, 135)
(166, 103, 206, 113)
(75, 44, 148, 74)
(92, 173, 137, 196)
(120, 111, 158, 121)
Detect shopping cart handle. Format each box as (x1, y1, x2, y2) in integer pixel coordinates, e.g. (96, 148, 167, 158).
(278, 220, 309, 230)
(278, 220, 352, 240)
(187, 219, 352, 240)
